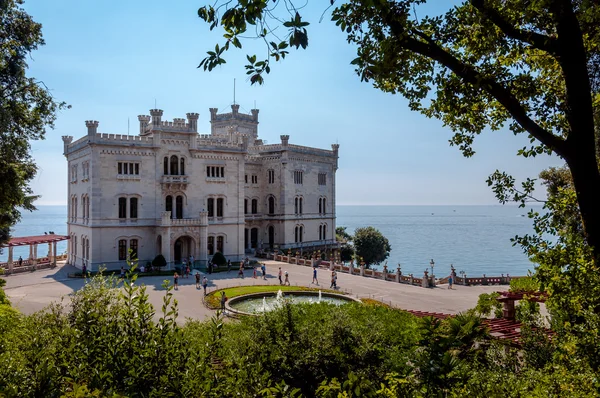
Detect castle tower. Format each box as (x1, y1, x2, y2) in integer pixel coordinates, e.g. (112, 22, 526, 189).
(186, 112, 199, 132)
(209, 105, 259, 140)
(138, 115, 151, 135)
(150, 109, 163, 127)
(85, 120, 99, 136)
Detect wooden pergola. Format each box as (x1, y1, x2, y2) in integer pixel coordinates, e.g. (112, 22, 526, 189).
(1, 234, 70, 273)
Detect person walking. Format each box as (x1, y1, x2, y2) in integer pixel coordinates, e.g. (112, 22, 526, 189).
(227, 259, 231, 273)
(202, 276, 208, 296)
(220, 291, 227, 313)
(189, 255, 194, 268)
(261, 263, 267, 280)
(195, 272, 201, 289)
(18, 256, 23, 267)
(120, 266, 125, 278)
(253, 266, 257, 279)
(208, 261, 213, 275)
(448, 274, 453, 289)
(185, 264, 191, 279)
(312, 266, 319, 285)
(238, 263, 244, 279)
(284, 271, 290, 286)
(278, 267, 283, 285)
(82, 264, 87, 278)
(173, 272, 179, 290)
(333, 271, 338, 289)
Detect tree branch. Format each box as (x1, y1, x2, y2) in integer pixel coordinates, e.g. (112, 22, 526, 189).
(386, 18, 567, 156)
(469, 0, 559, 55)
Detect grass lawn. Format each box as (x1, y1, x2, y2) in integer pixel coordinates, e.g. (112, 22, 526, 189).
(204, 285, 339, 309)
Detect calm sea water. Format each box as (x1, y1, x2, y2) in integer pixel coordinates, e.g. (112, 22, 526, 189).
(2, 205, 539, 277)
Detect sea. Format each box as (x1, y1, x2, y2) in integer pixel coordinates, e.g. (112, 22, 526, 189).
(1, 205, 540, 277)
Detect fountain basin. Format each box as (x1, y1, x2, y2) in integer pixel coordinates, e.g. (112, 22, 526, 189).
(226, 290, 361, 316)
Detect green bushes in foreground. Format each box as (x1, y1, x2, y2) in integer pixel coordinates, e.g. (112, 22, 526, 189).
(0, 272, 597, 397)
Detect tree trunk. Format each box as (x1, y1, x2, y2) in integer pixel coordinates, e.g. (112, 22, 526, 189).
(566, 153, 600, 267)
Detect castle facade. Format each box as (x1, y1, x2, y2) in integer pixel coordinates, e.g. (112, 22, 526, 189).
(62, 105, 339, 270)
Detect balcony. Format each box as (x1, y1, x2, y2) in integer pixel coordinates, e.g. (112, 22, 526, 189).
(161, 175, 189, 190)
(245, 213, 263, 221)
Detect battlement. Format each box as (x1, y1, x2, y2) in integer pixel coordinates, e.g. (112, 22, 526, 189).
(96, 133, 154, 143)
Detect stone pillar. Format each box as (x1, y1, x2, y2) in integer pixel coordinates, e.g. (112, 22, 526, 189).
(199, 211, 208, 266)
(162, 228, 172, 270)
(422, 271, 429, 288)
(409, 274, 414, 285)
(48, 242, 52, 258)
(396, 267, 402, 283)
(360, 264, 365, 276)
(29, 244, 33, 263)
(32, 244, 38, 268)
(52, 241, 58, 266)
(7, 246, 13, 273)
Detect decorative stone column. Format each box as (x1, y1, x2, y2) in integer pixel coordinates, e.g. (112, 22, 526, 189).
(32, 244, 38, 268)
(52, 241, 58, 266)
(360, 263, 365, 277)
(396, 265, 402, 283)
(422, 270, 429, 288)
(463, 273, 467, 286)
(409, 274, 414, 285)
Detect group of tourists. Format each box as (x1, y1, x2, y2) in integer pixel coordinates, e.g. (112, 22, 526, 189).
(277, 267, 290, 285)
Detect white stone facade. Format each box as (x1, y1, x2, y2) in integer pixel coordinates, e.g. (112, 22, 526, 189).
(63, 105, 339, 270)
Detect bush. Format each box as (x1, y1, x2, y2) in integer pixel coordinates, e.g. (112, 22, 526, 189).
(212, 251, 227, 266)
(151, 254, 167, 268)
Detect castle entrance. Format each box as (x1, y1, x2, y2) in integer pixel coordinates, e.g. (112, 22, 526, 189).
(174, 236, 194, 264)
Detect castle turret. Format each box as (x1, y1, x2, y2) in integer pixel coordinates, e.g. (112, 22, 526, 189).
(186, 112, 199, 132)
(62, 135, 73, 156)
(209, 108, 218, 121)
(138, 115, 151, 134)
(85, 120, 99, 136)
(231, 104, 240, 115)
(251, 108, 259, 122)
(150, 109, 163, 126)
(280, 134, 290, 147)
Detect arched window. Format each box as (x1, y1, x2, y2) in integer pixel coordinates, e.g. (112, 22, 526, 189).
(251, 199, 258, 214)
(175, 196, 183, 219)
(207, 236, 215, 255)
(207, 198, 214, 217)
(295, 226, 299, 243)
(323, 224, 326, 240)
(163, 157, 169, 175)
(180, 158, 185, 175)
(86, 238, 90, 260)
(130, 197, 138, 219)
(244, 199, 248, 214)
(318, 198, 322, 214)
(217, 236, 224, 253)
(319, 225, 322, 240)
(322, 198, 326, 215)
(118, 197, 127, 219)
(118, 239, 127, 260)
(130, 239, 138, 260)
(299, 225, 303, 242)
(170, 155, 178, 175)
(268, 196, 275, 215)
(294, 197, 298, 214)
(299, 198, 303, 215)
(217, 198, 224, 217)
(165, 195, 173, 218)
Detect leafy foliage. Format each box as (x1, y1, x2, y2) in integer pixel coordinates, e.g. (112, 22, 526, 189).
(509, 276, 540, 293)
(151, 254, 167, 268)
(0, 0, 69, 247)
(353, 226, 391, 267)
(336, 226, 353, 243)
(211, 251, 227, 266)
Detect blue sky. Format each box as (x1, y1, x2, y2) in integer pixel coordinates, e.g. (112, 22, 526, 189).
(23, 0, 564, 206)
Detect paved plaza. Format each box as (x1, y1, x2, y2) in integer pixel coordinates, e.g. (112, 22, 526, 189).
(3, 259, 503, 323)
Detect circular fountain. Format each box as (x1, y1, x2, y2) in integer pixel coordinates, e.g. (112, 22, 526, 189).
(226, 289, 361, 316)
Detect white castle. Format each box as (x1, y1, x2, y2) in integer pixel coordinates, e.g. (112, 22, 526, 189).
(62, 105, 339, 270)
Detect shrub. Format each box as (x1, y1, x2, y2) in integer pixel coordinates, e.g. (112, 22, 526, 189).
(212, 251, 227, 266)
(151, 254, 167, 268)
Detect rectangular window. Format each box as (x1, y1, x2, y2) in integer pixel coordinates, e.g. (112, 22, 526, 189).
(268, 169, 275, 184)
(118, 162, 122, 174)
(135, 163, 139, 175)
(245, 174, 248, 184)
(217, 198, 224, 217)
(118, 197, 127, 219)
(207, 166, 211, 177)
(130, 239, 138, 260)
(252, 175, 258, 184)
(118, 239, 127, 260)
(217, 236, 224, 253)
(74, 236, 78, 256)
(130, 197, 138, 219)
(208, 236, 214, 255)
(86, 238, 90, 259)
(318, 173, 327, 185)
(251, 199, 257, 214)
(244, 199, 248, 215)
(207, 166, 225, 179)
(207, 198, 214, 217)
(294, 170, 303, 184)
(221, 167, 224, 177)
